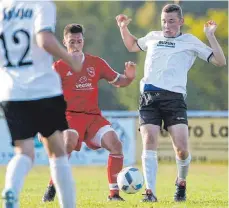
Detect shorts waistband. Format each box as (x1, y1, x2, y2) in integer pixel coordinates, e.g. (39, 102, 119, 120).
(142, 90, 183, 98)
(143, 84, 163, 91)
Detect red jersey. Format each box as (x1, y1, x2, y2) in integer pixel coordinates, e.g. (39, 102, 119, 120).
(54, 53, 118, 114)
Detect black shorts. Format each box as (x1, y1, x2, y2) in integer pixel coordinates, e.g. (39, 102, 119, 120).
(139, 90, 188, 130)
(0, 95, 68, 146)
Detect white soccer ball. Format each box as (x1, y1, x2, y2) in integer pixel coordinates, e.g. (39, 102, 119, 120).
(117, 167, 144, 194)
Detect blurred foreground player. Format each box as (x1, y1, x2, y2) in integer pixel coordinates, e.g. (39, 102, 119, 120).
(0, 1, 82, 207)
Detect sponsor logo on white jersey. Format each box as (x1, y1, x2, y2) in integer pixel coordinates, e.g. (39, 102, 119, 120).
(157, 40, 175, 48)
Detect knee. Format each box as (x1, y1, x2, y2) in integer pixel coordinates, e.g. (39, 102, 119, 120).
(176, 149, 189, 160)
(14, 140, 35, 161)
(111, 139, 123, 154)
(102, 133, 123, 155)
(174, 142, 189, 160)
(63, 129, 79, 154)
(65, 140, 74, 154)
(107, 139, 123, 155)
(21, 148, 35, 161)
(15, 149, 35, 162)
(141, 130, 157, 146)
(142, 131, 153, 142)
(24, 152, 35, 162)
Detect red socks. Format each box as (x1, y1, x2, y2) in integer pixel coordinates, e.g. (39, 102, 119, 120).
(107, 154, 124, 196)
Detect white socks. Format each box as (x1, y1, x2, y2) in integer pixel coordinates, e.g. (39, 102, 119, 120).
(4, 154, 33, 207)
(141, 149, 191, 196)
(49, 155, 76, 208)
(176, 154, 191, 181)
(4, 154, 76, 208)
(141, 150, 158, 195)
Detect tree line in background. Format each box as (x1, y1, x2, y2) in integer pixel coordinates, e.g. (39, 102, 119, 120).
(55, 1, 228, 111)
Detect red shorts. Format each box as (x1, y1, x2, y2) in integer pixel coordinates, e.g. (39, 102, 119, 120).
(66, 113, 110, 151)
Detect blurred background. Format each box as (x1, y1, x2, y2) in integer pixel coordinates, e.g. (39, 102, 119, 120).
(0, 2, 227, 207)
(54, 0, 228, 164)
(0, 1, 228, 165)
(55, 1, 228, 111)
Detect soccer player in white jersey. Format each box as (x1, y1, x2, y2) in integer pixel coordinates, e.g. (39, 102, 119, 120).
(0, 0, 82, 207)
(116, 4, 226, 202)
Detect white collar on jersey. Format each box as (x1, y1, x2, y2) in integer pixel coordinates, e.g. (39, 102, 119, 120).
(81, 53, 85, 63)
(164, 32, 182, 39)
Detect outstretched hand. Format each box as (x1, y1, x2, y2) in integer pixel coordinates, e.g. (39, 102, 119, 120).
(124, 61, 136, 80)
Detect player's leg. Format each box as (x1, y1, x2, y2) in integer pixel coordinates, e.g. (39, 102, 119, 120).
(38, 96, 77, 208)
(168, 124, 191, 202)
(41, 131, 76, 207)
(140, 124, 159, 202)
(41, 129, 79, 202)
(2, 140, 34, 208)
(139, 92, 162, 202)
(86, 116, 124, 201)
(0, 101, 35, 208)
(63, 129, 79, 154)
(101, 128, 124, 201)
(162, 92, 191, 202)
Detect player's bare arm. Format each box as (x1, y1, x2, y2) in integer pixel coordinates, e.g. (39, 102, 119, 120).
(116, 14, 141, 52)
(204, 20, 226, 67)
(36, 31, 82, 72)
(111, 61, 136, 87)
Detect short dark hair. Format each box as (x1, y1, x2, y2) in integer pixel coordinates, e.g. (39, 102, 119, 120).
(63, 24, 84, 37)
(162, 4, 183, 19)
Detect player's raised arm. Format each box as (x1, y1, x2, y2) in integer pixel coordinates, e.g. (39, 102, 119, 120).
(116, 14, 141, 52)
(34, 1, 82, 72)
(111, 61, 136, 87)
(204, 20, 226, 67)
(36, 31, 82, 72)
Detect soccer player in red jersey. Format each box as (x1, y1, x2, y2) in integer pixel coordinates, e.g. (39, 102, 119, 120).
(41, 24, 136, 202)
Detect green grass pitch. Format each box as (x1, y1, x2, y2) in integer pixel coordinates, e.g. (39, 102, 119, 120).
(0, 164, 227, 208)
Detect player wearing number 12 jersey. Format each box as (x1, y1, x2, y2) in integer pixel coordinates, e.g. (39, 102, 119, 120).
(0, 1, 81, 207)
(41, 24, 137, 202)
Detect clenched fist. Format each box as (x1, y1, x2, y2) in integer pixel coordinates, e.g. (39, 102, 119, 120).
(204, 20, 217, 36)
(116, 14, 132, 28)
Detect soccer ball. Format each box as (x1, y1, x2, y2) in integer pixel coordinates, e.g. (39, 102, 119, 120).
(117, 167, 144, 194)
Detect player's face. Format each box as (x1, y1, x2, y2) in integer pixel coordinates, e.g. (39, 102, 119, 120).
(64, 33, 84, 55)
(161, 12, 184, 38)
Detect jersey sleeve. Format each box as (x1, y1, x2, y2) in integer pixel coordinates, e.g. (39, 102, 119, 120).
(137, 31, 155, 51)
(34, 1, 56, 34)
(191, 36, 213, 62)
(98, 57, 119, 83)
